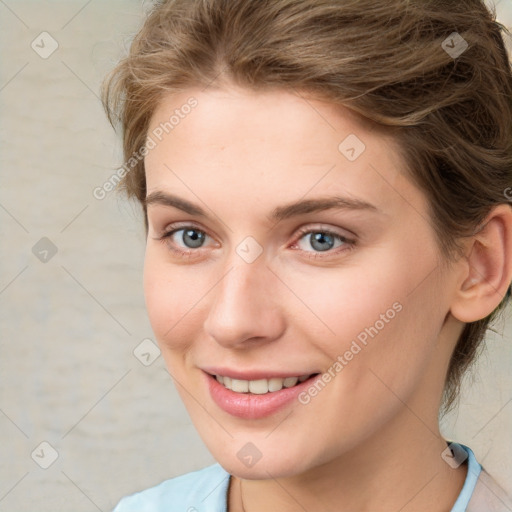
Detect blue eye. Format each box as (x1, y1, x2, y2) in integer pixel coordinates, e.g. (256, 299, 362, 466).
(301, 231, 338, 252)
(156, 224, 355, 261)
(174, 228, 206, 249)
(159, 227, 212, 257)
(294, 228, 353, 258)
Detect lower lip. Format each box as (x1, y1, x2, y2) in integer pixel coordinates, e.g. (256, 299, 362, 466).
(205, 372, 320, 419)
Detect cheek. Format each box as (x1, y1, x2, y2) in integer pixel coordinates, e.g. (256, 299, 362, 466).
(143, 250, 206, 354)
(280, 251, 408, 349)
(287, 243, 445, 379)
(282, 255, 446, 448)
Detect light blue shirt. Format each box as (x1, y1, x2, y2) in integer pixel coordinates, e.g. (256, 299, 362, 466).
(112, 443, 512, 511)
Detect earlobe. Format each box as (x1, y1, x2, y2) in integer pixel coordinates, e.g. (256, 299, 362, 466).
(450, 204, 512, 323)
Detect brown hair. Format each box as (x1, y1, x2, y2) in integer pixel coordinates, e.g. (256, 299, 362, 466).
(102, 0, 512, 411)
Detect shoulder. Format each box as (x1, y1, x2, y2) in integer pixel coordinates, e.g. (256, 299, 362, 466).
(112, 463, 231, 512)
(467, 468, 512, 512)
(449, 443, 512, 512)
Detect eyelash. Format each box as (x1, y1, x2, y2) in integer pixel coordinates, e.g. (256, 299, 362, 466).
(155, 223, 356, 260)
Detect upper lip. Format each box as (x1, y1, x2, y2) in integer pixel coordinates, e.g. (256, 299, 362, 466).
(201, 367, 319, 381)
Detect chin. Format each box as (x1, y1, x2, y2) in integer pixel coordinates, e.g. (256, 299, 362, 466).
(203, 433, 323, 480)
(218, 453, 308, 480)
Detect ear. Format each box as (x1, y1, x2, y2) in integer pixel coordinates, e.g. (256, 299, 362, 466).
(450, 204, 512, 323)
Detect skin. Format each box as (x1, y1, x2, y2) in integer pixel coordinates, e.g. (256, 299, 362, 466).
(142, 84, 512, 512)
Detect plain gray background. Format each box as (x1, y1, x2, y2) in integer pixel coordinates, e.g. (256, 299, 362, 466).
(0, 1, 511, 510)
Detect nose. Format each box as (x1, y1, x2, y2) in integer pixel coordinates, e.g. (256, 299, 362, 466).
(203, 256, 286, 349)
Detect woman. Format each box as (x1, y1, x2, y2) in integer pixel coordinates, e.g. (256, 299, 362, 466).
(103, 0, 512, 510)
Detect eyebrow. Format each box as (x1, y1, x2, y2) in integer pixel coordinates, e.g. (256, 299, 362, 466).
(144, 191, 380, 222)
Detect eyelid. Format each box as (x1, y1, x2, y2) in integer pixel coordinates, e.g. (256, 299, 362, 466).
(291, 223, 355, 244)
(154, 221, 353, 242)
(154, 220, 212, 239)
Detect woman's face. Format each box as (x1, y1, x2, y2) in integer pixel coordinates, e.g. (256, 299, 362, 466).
(143, 85, 461, 478)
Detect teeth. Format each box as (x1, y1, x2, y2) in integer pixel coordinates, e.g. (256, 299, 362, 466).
(283, 377, 298, 388)
(231, 379, 249, 393)
(249, 379, 268, 394)
(216, 374, 312, 394)
(268, 377, 284, 392)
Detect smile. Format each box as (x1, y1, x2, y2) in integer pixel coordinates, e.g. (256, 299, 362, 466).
(214, 374, 316, 394)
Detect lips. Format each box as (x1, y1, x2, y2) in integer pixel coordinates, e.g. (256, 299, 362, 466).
(203, 370, 321, 419)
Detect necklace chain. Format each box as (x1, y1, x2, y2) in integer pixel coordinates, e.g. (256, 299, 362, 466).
(239, 477, 247, 512)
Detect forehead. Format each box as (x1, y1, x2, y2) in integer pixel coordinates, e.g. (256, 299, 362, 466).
(144, 86, 428, 219)
(147, 85, 385, 158)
